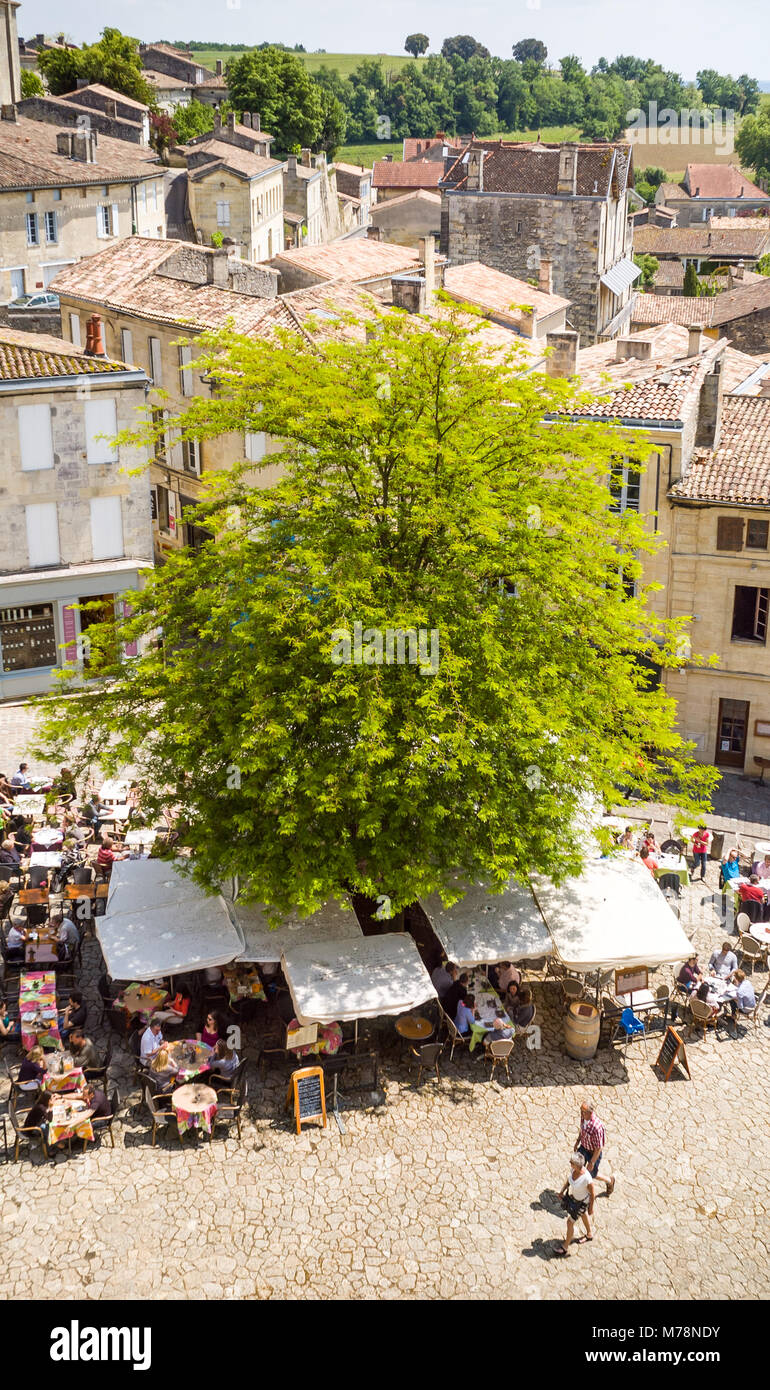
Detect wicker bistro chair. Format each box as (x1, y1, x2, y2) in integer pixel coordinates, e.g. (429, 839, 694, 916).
(90, 1088, 120, 1148)
(743, 983, 769, 1031)
(139, 1074, 180, 1147)
(738, 934, 765, 975)
(687, 996, 719, 1041)
(486, 1037, 515, 1082)
(208, 1057, 247, 1094)
(212, 1073, 248, 1141)
(441, 1008, 470, 1063)
(409, 1041, 444, 1086)
(9, 1100, 49, 1160)
(561, 977, 585, 1010)
(83, 1039, 113, 1087)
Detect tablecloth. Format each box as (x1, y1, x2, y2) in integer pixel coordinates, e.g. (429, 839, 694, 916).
(174, 1100, 218, 1136)
(48, 1100, 94, 1146)
(222, 965, 266, 1005)
(19, 971, 60, 1051)
(653, 857, 690, 886)
(116, 982, 168, 1023)
(166, 1040, 213, 1081)
(288, 1020, 343, 1057)
(44, 1066, 84, 1093)
(466, 970, 513, 1051)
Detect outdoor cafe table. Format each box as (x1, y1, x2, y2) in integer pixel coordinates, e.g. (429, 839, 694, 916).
(221, 963, 266, 1006)
(166, 1039, 213, 1082)
(288, 1020, 343, 1058)
(13, 795, 46, 817)
(19, 971, 60, 1051)
(395, 1015, 433, 1041)
(44, 1064, 84, 1093)
(31, 827, 63, 851)
(750, 922, 770, 947)
(117, 982, 168, 1022)
(123, 828, 157, 849)
(25, 927, 59, 965)
(48, 1095, 94, 1148)
(653, 855, 690, 886)
(29, 851, 62, 869)
(466, 969, 513, 1051)
(172, 1082, 218, 1137)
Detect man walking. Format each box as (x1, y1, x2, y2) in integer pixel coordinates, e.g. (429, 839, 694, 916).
(575, 1100, 615, 1195)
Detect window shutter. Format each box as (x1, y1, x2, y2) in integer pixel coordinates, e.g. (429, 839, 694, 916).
(69, 313, 81, 348)
(149, 337, 162, 386)
(717, 516, 743, 551)
(90, 496, 124, 560)
(96, 207, 106, 239)
(84, 397, 118, 465)
(245, 431, 267, 462)
(111, 202, 120, 237)
(120, 328, 133, 364)
(18, 403, 54, 472)
(179, 344, 193, 397)
(26, 502, 59, 566)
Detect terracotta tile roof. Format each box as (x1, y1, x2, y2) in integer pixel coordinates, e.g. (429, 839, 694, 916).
(333, 162, 371, 177)
(631, 294, 717, 327)
(271, 239, 421, 283)
(18, 93, 145, 133)
(710, 276, 770, 325)
(563, 332, 728, 425)
(683, 164, 770, 201)
(709, 216, 770, 230)
(671, 396, 770, 503)
(60, 83, 150, 112)
(186, 139, 282, 180)
(441, 141, 632, 197)
(370, 189, 441, 213)
(372, 160, 443, 189)
(0, 116, 160, 190)
(50, 238, 293, 337)
(403, 136, 454, 161)
(0, 328, 131, 381)
(143, 71, 193, 90)
(650, 261, 685, 287)
(634, 224, 770, 259)
(655, 181, 687, 201)
(443, 261, 570, 319)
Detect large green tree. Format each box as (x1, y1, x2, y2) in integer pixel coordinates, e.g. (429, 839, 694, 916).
(38, 27, 154, 104)
(405, 34, 430, 58)
(735, 108, 770, 182)
(35, 307, 715, 916)
(227, 47, 323, 153)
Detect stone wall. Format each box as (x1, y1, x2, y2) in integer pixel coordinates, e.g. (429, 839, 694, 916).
(0, 306, 61, 335)
(17, 96, 145, 144)
(718, 305, 770, 355)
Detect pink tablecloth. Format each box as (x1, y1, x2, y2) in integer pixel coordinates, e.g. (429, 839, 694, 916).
(19, 971, 60, 1052)
(288, 1020, 343, 1058)
(174, 1101, 218, 1136)
(44, 1066, 84, 1093)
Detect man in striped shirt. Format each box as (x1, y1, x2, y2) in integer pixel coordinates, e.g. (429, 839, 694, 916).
(575, 1101, 615, 1195)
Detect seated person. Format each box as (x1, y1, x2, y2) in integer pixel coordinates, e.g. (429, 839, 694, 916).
(677, 956, 702, 995)
(503, 979, 522, 1012)
(152, 986, 191, 1027)
(494, 961, 521, 994)
(82, 1083, 110, 1119)
(209, 1039, 240, 1079)
(58, 989, 86, 1041)
(454, 992, 477, 1036)
(53, 911, 79, 960)
(756, 853, 770, 882)
(639, 846, 658, 874)
(0, 837, 22, 868)
(726, 969, 756, 1020)
(18, 1045, 46, 1090)
(197, 1011, 225, 1049)
(511, 988, 535, 1029)
(140, 1018, 164, 1065)
(708, 942, 738, 980)
(0, 772, 15, 800)
(442, 971, 470, 1023)
(23, 1091, 53, 1139)
(5, 920, 27, 960)
(694, 980, 720, 1018)
(10, 762, 33, 792)
(96, 836, 127, 874)
(483, 1012, 513, 1047)
(720, 848, 741, 885)
(430, 960, 456, 997)
(619, 826, 635, 849)
(68, 1029, 100, 1071)
(149, 1047, 179, 1093)
(0, 995, 20, 1039)
(738, 874, 766, 922)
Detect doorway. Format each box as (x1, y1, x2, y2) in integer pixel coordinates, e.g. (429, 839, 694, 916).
(715, 698, 749, 768)
(9, 268, 25, 299)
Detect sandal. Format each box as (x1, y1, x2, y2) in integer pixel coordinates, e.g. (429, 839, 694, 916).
(554, 1245, 570, 1257)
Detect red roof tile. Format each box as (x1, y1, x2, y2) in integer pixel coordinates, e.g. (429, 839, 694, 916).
(372, 160, 443, 189)
(671, 396, 770, 503)
(441, 140, 632, 197)
(683, 164, 770, 201)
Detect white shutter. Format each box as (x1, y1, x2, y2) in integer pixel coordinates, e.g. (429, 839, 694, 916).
(245, 431, 267, 462)
(90, 496, 124, 560)
(18, 403, 54, 472)
(120, 327, 133, 364)
(179, 344, 193, 397)
(96, 206, 106, 239)
(111, 202, 120, 237)
(149, 336, 162, 385)
(26, 502, 59, 566)
(84, 397, 118, 465)
(69, 313, 81, 348)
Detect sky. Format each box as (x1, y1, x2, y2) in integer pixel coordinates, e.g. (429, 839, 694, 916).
(22, 0, 770, 78)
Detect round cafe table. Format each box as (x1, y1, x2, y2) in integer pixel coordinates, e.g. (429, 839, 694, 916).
(395, 1015, 433, 1041)
(750, 922, 770, 946)
(172, 1082, 218, 1137)
(166, 1039, 213, 1082)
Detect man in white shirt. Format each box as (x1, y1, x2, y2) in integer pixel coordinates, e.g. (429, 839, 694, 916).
(757, 854, 770, 881)
(708, 942, 738, 979)
(6, 921, 27, 958)
(140, 1018, 164, 1065)
(430, 961, 456, 997)
(726, 970, 756, 1032)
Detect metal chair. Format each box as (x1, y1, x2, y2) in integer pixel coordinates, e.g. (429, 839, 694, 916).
(9, 1100, 48, 1160)
(139, 1074, 180, 1146)
(486, 1038, 514, 1082)
(409, 1041, 443, 1086)
(561, 977, 584, 1009)
(442, 1009, 469, 1062)
(90, 1088, 120, 1148)
(83, 1038, 113, 1086)
(209, 1057, 246, 1093)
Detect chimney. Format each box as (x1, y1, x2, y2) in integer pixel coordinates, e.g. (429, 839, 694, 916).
(392, 275, 426, 314)
(695, 357, 724, 450)
(253, 113, 260, 132)
(465, 148, 485, 193)
(546, 329, 580, 378)
(300, 147, 311, 167)
(1, 104, 18, 122)
(71, 129, 96, 163)
(615, 337, 653, 362)
(687, 323, 704, 356)
(214, 110, 222, 133)
(242, 112, 251, 129)
(557, 143, 579, 196)
(287, 154, 297, 174)
(366, 225, 382, 241)
(420, 236, 435, 301)
(84, 314, 106, 357)
(57, 33, 65, 45)
(734, 259, 745, 281)
(538, 257, 553, 296)
(215, 59, 223, 76)
(35, 32, 44, 43)
(227, 112, 236, 135)
(108, 99, 117, 118)
(208, 247, 230, 288)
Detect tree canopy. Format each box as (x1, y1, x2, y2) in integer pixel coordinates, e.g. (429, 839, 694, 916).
(20, 70, 44, 98)
(227, 46, 324, 153)
(441, 35, 490, 61)
(37, 27, 154, 104)
(735, 107, 770, 184)
(512, 39, 547, 65)
(35, 306, 715, 917)
(405, 34, 430, 58)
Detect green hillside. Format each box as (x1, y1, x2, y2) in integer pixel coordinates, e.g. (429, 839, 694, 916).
(193, 50, 425, 79)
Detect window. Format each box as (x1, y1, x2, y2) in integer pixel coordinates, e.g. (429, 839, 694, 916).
(151, 408, 167, 462)
(178, 344, 193, 397)
(26, 212, 39, 246)
(181, 438, 201, 475)
(84, 397, 118, 465)
(156, 484, 170, 532)
(716, 516, 743, 550)
(245, 431, 267, 462)
(609, 463, 641, 513)
(728, 206, 737, 217)
(25, 502, 60, 567)
(120, 327, 133, 363)
(53, 189, 61, 202)
(44, 211, 58, 244)
(216, 200, 231, 227)
(747, 519, 769, 551)
(90, 497, 124, 560)
(18, 403, 54, 472)
(0, 604, 57, 672)
(732, 585, 769, 643)
(97, 204, 119, 238)
(69, 313, 81, 348)
(138, 184, 146, 210)
(148, 337, 162, 385)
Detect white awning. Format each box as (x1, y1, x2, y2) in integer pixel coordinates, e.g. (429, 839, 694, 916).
(600, 257, 641, 296)
(419, 878, 551, 969)
(282, 932, 437, 1026)
(532, 857, 694, 974)
(228, 896, 364, 963)
(99, 859, 244, 981)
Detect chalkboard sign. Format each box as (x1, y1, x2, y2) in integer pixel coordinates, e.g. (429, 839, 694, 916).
(286, 1066, 327, 1134)
(655, 1026, 691, 1081)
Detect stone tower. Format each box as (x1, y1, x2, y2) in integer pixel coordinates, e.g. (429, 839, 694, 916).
(0, 0, 21, 107)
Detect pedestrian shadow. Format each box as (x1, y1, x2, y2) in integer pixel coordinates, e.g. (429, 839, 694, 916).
(531, 1187, 563, 1216)
(521, 1235, 567, 1261)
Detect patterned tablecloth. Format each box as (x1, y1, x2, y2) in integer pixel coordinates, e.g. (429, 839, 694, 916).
(48, 1096, 94, 1146)
(172, 1083, 218, 1136)
(117, 982, 168, 1022)
(222, 964, 266, 1005)
(466, 969, 513, 1052)
(44, 1065, 85, 1093)
(288, 1020, 343, 1057)
(166, 1040, 213, 1082)
(19, 971, 61, 1051)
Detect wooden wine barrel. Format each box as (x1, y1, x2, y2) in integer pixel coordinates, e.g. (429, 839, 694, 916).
(565, 1001, 600, 1060)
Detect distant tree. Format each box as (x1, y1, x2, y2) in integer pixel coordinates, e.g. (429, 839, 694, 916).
(683, 262, 700, 297)
(757, 254, 770, 277)
(512, 39, 547, 65)
(441, 35, 490, 62)
(20, 70, 45, 97)
(634, 181, 655, 205)
(317, 86, 347, 157)
(639, 166, 666, 189)
(633, 252, 659, 286)
(36, 45, 83, 95)
(149, 110, 177, 156)
(559, 54, 585, 85)
(227, 46, 323, 152)
(172, 99, 215, 145)
(735, 109, 770, 181)
(405, 34, 429, 58)
(38, 26, 154, 104)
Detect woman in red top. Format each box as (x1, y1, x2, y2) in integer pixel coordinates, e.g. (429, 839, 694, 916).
(692, 825, 711, 881)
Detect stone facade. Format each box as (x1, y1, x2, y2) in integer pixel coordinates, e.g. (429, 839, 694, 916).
(188, 163, 284, 262)
(370, 190, 441, 249)
(714, 305, 770, 355)
(0, 0, 20, 105)
(17, 96, 148, 146)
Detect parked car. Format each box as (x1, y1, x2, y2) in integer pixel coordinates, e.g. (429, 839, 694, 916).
(12, 292, 60, 309)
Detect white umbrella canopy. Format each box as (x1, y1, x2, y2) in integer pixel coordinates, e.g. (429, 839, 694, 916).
(99, 858, 244, 982)
(228, 896, 363, 963)
(282, 932, 437, 1026)
(532, 856, 695, 974)
(419, 878, 552, 969)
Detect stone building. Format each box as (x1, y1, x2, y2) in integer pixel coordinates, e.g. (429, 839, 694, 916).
(368, 190, 441, 249)
(439, 140, 639, 344)
(185, 117, 284, 263)
(0, 0, 20, 105)
(0, 321, 153, 698)
(634, 222, 770, 273)
(442, 258, 570, 339)
(283, 154, 323, 246)
(18, 83, 151, 147)
(630, 275, 770, 354)
(655, 164, 770, 226)
(373, 158, 443, 202)
(268, 237, 423, 293)
(139, 43, 229, 108)
(0, 112, 166, 303)
(333, 162, 372, 229)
